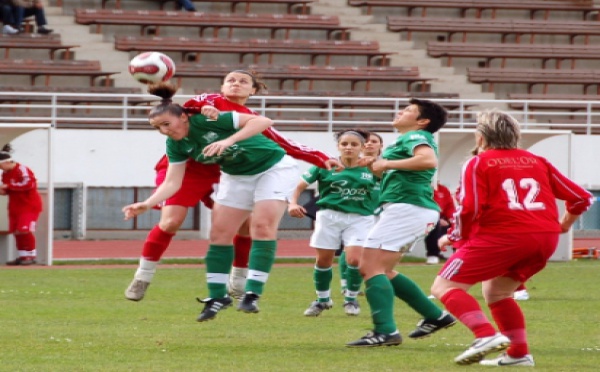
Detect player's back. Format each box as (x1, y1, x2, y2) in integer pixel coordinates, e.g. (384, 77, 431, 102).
(475, 148, 560, 234)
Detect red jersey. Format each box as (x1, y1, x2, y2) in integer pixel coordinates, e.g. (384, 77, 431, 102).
(433, 183, 455, 222)
(449, 148, 592, 242)
(183, 93, 333, 168)
(1, 162, 43, 214)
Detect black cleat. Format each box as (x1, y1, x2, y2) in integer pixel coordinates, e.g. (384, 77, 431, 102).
(346, 331, 403, 347)
(237, 292, 260, 313)
(408, 310, 457, 339)
(196, 296, 233, 322)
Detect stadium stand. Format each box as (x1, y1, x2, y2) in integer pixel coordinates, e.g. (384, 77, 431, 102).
(74, 9, 351, 39)
(467, 68, 600, 94)
(348, 0, 598, 20)
(175, 64, 431, 91)
(0, 59, 119, 86)
(115, 36, 393, 65)
(507, 94, 600, 112)
(426, 42, 600, 68)
(0, 86, 149, 108)
(101, 0, 314, 14)
(0, 33, 78, 60)
(387, 16, 600, 43)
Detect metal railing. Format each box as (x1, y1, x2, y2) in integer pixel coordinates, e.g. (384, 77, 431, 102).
(1, 91, 599, 134)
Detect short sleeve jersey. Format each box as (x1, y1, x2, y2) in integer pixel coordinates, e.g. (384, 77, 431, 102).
(302, 165, 376, 216)
(166, 112, 285, 176)
(378, 130, 440, 211)
(450, 148, 593, 241)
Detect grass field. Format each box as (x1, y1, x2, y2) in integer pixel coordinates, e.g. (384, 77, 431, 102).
(1, 261, 599, 371)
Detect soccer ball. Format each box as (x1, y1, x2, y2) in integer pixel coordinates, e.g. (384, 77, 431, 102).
(128, 52, 176, 84)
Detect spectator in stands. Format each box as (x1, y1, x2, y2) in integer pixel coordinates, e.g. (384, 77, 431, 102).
(0, 144, 43, 266)
(432, 109, 593, 366)
(12, 0, 53, 35)
(1, 0, 18, 34)
(424, 180, 455, 264)
(175, 0, 196, 12)
(288, 128, 376, 317)
(346, 98, 456, 347)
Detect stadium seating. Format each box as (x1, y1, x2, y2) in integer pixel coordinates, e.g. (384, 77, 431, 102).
(102, 0, 314, 14)
(74, 9, 351, 39)
(0, 33, 78, 60)
(467, 68, 600, 94)
(176, 64, 431, 91)
(349, 0, 598, 20)
(507, 94, 600, 112)
(115, 36, 392, 65)
(427, 42, 600, 69)
(387, 16, 600, 43)
(0, 59, 118, 86)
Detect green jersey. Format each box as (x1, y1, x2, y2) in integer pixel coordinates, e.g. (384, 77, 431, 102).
(166, 112, 285, 176)
(302, 164, 376, 216)
(378, 130, 440, 211)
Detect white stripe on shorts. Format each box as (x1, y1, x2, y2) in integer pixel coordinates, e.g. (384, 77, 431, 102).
(439, 258, 463, 280)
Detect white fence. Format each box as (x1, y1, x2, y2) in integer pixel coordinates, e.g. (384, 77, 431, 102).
(1, 91, 599, 134)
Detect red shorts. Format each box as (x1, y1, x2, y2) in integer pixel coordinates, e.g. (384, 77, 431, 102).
(9, 212, 40, 233)
(438, 232, 559, 284)
(154, 167, 220, 209)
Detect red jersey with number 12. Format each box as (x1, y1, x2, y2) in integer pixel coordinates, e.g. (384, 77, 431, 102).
(450, 148, 592, 241)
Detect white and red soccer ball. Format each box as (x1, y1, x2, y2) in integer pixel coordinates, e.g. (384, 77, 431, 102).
(128, 51, 176, 84)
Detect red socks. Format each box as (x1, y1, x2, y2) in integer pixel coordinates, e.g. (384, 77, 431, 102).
(232, 235, 252, 268)
(15, 233, 36, 256)
(141, 225, 175, 261)
(490, 298, 529, 357)
(440, 288, 497, 338)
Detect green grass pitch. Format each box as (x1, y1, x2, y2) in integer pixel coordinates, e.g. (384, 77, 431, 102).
(1, 261, 599, 371)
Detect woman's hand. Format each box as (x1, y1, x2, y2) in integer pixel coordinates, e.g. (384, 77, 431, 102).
(324, 158, 344, 171)
(437, 234, 451, 251)
(200, 105, 220, 120)
(203, 138, 236, 157)
(122, 202, 150, 220)
(288, 203, 307, 218)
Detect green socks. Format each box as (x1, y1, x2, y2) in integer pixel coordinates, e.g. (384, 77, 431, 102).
(205, 245, 234, 299)
(390, 272, 442, 320)
(245, 240, 277, 295)
(313, 265, 333, 301)
(345, 265, 363, 300)
(365, 274, 397, 334)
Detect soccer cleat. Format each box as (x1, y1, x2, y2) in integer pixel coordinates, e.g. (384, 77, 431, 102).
(480, 353, 535, 367)
(408, 310, 457, 339)
(513, 290, 530, 301)
(228, 267, 248, 300)
(303, 299, 333, 317)
(454, 333, 511, 365)
(196, 296, 233, 322)
(343, 300, 360, 316)
(125, 279, 150, 301)
(237, 292, 260, 313)
(346, 331, 402, 347)
(6, 257, 36, 266)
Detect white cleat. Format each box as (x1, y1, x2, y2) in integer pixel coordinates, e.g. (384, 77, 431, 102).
(454, 333, 511, 365)
(480, 353, 535, 367)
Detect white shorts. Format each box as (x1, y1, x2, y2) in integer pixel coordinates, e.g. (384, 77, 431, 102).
(215, 155, 299, 211)
(364, 203, 439, 253)
(310, 209, 375, 250)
